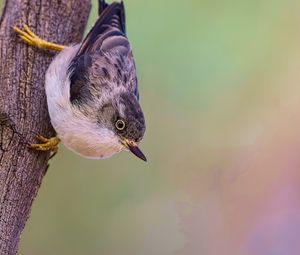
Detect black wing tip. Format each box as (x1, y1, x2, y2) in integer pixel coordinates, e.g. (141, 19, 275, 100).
(78, 0, 126, 55)
(99, 0, 125, 16)
(99, 0, 126, 34)
(98, 0, 108, 15)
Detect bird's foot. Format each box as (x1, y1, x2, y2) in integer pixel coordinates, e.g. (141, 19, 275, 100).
(13, 24, 66, 52)
(28, 135, 61, 153)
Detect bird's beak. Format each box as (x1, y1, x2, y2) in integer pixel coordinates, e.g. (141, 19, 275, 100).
(124, 140, 147, 162)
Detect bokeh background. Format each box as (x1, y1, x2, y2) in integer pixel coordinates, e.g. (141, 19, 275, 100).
(3, 0, 300, 254)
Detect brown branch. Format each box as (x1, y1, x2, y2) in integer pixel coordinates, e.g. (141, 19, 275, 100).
(0, 0, 91, 254)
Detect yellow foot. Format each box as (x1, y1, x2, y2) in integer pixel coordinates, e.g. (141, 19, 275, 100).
(28, 135, 61, 152)
(13, 24, 66, 52)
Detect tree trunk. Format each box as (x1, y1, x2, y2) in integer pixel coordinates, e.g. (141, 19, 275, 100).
(0, 0, 91, 254)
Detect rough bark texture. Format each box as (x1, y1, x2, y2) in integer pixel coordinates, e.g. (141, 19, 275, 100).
(0, 0, 91, 254)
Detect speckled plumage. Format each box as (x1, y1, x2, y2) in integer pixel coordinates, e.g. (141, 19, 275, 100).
(45, 0, 146, 160)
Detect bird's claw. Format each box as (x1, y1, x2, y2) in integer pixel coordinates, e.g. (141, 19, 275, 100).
(28, 135, 60, 153)
(13, 24, 45, 48)
(13, 24, 65, 51)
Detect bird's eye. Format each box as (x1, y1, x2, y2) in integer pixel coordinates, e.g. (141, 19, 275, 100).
(116, 119, 126, 131)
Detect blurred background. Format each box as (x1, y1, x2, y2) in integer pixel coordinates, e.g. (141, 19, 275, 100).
(3, 0, 300, 254)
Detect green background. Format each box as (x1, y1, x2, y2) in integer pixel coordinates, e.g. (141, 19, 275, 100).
(2, 0, 300, 254)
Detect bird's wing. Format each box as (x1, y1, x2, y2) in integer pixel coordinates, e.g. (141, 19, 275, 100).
(78, 1, 126, 55)
(68, 1, 139, 104)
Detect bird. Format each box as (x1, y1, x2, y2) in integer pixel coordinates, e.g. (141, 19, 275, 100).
(13, 0, 147, 161)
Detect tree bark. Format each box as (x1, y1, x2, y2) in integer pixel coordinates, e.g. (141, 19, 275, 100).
(0, 0, 91, 254)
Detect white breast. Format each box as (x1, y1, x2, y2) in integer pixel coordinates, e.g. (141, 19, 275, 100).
(45, 45, 124, 159)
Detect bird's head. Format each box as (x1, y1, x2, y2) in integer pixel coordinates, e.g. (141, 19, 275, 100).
(96, 92, 146, 161)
